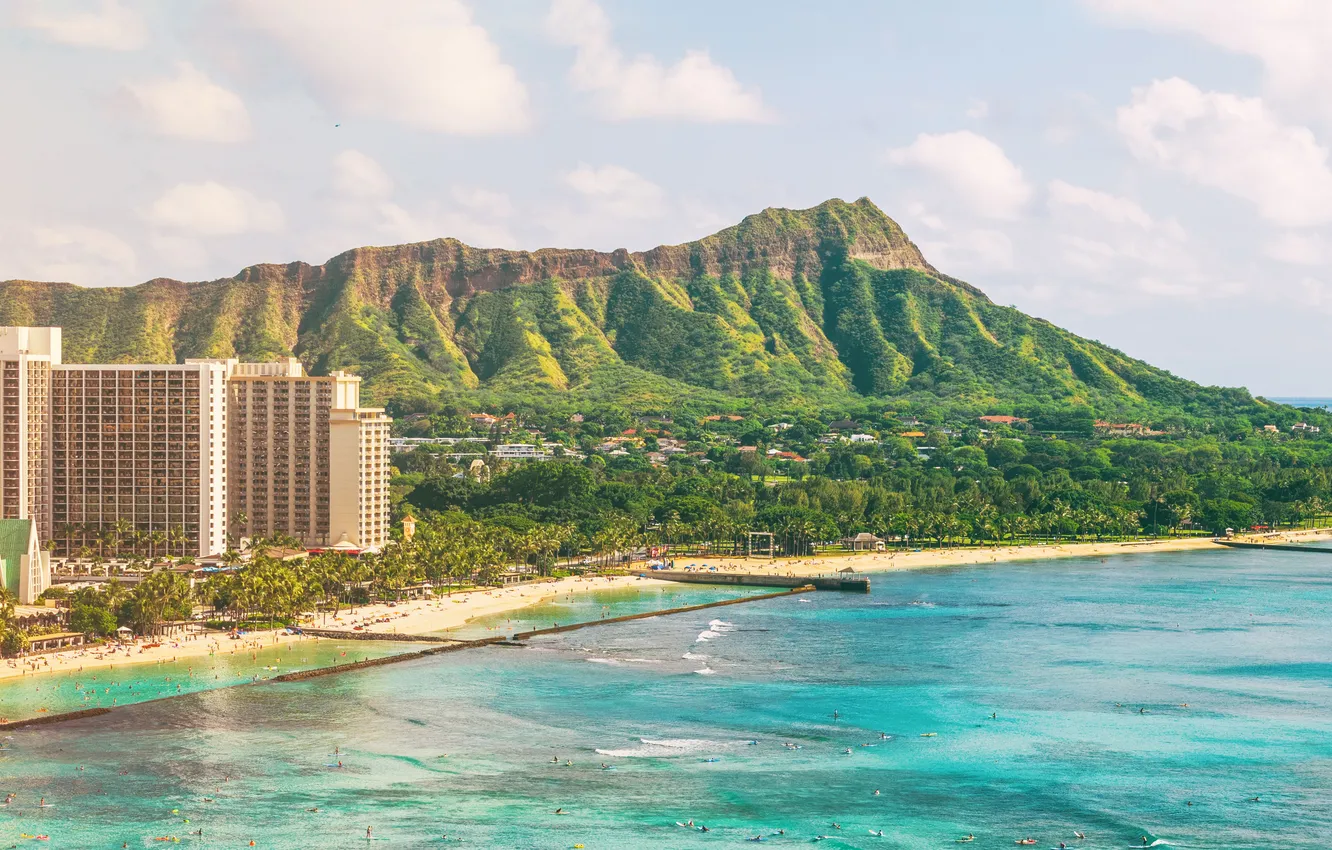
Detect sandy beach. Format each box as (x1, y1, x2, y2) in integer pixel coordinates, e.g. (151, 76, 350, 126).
(7, 529, 1329, 684)
(658, 528, 1332, 578)
(1, 573, 664, 683)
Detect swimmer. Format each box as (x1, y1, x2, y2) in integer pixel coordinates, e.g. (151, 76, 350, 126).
(367, 826, 373, 839)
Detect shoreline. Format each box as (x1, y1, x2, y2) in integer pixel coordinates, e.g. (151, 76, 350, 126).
(6, 528, 1329, 684)
(0, 574, 664, 684)
(654, 528, 1332, 578)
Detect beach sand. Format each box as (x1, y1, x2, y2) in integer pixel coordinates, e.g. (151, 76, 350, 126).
(654, 528, 1332, 578)
(1, 573, 664, 683)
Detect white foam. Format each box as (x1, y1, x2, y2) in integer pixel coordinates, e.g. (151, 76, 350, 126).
(695, 667, 716, 675)
(681, 652, 709, 661)
(585, 657, 619, 665)
(696, 630, 719, 642)
(708, 619, 734, 632)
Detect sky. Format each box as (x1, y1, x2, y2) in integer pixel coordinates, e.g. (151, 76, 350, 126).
(2, 0, 1331, 396)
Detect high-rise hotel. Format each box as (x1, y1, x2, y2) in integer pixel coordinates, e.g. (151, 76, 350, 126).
(0, 327, 391, 602)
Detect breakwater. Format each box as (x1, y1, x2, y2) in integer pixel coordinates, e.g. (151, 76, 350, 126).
(646, 570, 870, 592)
(0, 707, 112, 731)
(1218, 541, 1332, 554)
(511, 585, 813, 639)
(271, 637, 507, 682)
(299, 628, 455, 643)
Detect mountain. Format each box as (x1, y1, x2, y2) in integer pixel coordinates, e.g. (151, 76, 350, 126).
(0, 198, 1269, 421)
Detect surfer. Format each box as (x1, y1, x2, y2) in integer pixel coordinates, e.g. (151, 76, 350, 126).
(956, 836, 975, 843)
(1074, 831, 1085, 839)
(366, 826, 373, 840)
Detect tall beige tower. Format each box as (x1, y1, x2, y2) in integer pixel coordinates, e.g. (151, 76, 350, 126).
(228, 361, 390, 551)
(0, 327, 61, 545)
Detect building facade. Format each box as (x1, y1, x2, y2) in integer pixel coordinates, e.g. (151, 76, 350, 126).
(49, 362, 230, 559)
(0, 327, 60, 545)
(227, 358, 390, 551)
(0, 327, 392, 563)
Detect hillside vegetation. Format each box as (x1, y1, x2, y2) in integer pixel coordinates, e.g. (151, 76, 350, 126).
(0, 198, 1275, 422)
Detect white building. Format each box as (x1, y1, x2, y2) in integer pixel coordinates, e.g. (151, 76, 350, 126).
(0, 518, 49, 604)
(492, 443, 550, 461)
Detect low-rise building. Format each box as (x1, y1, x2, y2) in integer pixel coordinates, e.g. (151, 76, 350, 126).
(0, 517, 48, 604)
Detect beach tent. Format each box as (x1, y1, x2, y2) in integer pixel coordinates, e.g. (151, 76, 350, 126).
(115, 626, 134, 639)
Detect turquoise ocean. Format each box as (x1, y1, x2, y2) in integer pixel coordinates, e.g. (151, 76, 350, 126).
(4, 549, 1332, 848)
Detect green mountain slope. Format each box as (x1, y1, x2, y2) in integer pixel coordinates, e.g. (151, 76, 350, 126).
(0, 198, 1271, 420)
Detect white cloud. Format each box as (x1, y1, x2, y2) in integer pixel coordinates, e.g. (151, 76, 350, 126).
(123, 62, 250, 143)
(1266, 232, 1329, 265)
(325, 151, 515, 249)
(452, 187, 513, 219)
(546, 0, 772, 123)
(564, 164, 666, 218)
(919, 229, 1014, 272)
(966, 100, 989, 120)
(231, 0, 530, 135)
(1087, 0, 1332, 119)
(15, 0, 146, 50)
(332, 150, 394, 200)
(1137, 276, 1199, 298)
(1299, 277, 1332, 313)
(7, 225, 138, 284)
(905, 201, 946, 231)
(1048, 180, 1154, 228)
(887, 131, 1032, 219)
(1117, 78, 1332, 227)
(147, 182, 284, 236)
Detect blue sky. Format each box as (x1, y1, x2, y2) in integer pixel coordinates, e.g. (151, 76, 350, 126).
(2, 0, 1331, 395)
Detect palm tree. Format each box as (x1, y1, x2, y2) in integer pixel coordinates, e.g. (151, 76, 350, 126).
(167, 525, 188, 557)
(147, 530, 168, 564)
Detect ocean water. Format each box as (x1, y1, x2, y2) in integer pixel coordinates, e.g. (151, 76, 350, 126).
(0, 636, 420, 723)
(4, 549, 1332, 848)
(1269, 397, 1332, 410)
(440, 582, 773, 640)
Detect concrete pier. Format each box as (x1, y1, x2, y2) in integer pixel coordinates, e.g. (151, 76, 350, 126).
(298, 628, 456, 643)
(1217, 541, 1332, 554)
(645, 570, 870, 592)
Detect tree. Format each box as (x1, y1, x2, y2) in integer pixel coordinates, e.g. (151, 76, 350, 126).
(70, 603, 118, 637)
